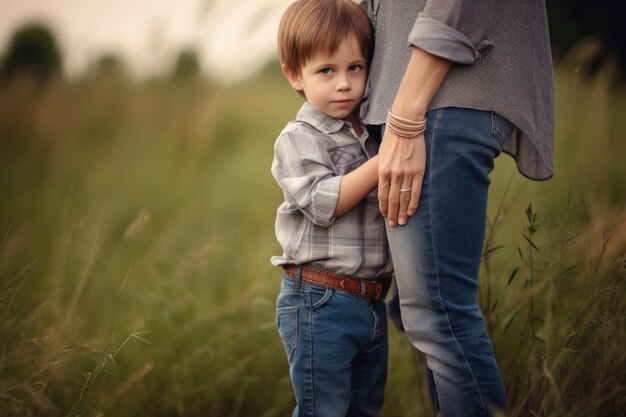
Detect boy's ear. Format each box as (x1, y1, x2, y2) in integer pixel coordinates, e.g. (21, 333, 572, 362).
(281, 64, 303, 92)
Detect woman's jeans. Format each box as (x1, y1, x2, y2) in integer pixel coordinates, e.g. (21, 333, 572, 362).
(385, 107, 515, 417)
(276, 273, 388, 417)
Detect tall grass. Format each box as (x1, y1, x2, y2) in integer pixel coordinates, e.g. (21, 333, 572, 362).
(0, 59, 624, 416)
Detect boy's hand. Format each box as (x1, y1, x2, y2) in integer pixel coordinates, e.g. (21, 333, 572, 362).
(378, 130, 425, 226)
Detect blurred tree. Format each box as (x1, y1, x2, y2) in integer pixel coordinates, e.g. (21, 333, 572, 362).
(92, 54, 129, 80)
(0, 22, 62, 83)
(78, 52, 131, 142)
(547, 0, 626, 75)
(171, 49, 201, 82)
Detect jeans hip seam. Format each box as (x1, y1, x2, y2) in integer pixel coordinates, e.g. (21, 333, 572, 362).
(305, 307, 315, 416)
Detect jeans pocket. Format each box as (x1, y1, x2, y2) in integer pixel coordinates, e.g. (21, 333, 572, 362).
(309, 285, 333, 311)
(490, 112, 516, 149)
(276, 304, 298, 364)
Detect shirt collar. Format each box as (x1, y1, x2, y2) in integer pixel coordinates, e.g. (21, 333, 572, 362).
(295, 102, 348, 135)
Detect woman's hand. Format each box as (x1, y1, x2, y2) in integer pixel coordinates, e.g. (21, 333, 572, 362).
(378, 129, 426, 226)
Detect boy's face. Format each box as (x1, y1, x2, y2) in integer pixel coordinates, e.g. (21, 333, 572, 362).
(283, 36, 367, 125)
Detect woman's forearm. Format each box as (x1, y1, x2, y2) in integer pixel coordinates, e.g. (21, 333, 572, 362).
(377, 48, 451, 226)
(391, 48, 452, 120)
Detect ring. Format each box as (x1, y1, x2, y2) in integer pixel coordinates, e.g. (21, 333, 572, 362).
(400, 188, 411, 193)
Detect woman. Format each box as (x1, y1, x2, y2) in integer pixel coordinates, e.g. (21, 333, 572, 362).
(361, 1, 554, 416)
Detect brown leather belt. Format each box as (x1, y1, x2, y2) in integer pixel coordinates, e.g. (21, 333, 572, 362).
(282, 264, 390, 301)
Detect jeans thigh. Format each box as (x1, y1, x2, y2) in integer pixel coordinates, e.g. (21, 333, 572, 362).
(276, 275, 333, 366)
(388, 108, 504, 319)
(348, 299, 388, 417)
(277, 275, 378, 417)
(386, 108, 509, 416)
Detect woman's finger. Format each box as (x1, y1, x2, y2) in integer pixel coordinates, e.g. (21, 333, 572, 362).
(398, 181, 412, 225)
(386, 176, 402, 226)
(407, 175, 421, 217)
(378, 177, 390, 218)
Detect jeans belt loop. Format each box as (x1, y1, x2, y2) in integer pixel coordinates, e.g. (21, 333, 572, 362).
(295, 264, 302, 291)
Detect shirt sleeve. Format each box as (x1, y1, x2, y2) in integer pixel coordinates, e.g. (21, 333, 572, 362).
(408, 1, 497, 64)
(271, 130, 342, 227)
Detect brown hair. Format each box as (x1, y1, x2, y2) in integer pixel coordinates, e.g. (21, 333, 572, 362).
(278, 0, 373, 74)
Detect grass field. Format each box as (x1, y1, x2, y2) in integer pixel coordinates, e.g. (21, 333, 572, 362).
(0, 60, 625, 416)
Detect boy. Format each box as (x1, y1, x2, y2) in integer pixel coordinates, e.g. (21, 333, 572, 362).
(271, 0, 393, 415)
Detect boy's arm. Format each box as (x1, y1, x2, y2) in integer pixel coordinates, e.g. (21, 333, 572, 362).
(273, 131, 342, 227)
(334, 155, 379, 217)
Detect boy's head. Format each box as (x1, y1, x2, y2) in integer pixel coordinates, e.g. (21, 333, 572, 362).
(277, 0, 372, 76)
(277, 0, 372, 122)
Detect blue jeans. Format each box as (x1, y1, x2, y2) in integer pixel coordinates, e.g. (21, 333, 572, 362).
(385, 108, 515, 417)
(276, 272, 388, 417)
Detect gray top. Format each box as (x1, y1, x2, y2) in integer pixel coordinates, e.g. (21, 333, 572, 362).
(361, 0, 554, 180)
(271, 103, 393, 279)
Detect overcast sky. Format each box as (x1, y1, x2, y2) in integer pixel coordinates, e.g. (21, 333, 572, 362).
(0, 0, 292, 82)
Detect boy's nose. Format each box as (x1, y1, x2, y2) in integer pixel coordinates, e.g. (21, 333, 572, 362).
(336, 73, 350, 90)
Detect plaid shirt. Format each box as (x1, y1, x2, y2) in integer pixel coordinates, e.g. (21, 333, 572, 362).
(271, 103, 393, 279)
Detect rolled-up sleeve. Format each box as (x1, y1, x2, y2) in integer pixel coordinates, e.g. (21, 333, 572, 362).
(271, 131, 341, 227)
(408, 1, 497, 64)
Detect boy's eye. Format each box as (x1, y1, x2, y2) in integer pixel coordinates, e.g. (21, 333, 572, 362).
(319, 67, 333, 75)
(349, 64, 364, 72)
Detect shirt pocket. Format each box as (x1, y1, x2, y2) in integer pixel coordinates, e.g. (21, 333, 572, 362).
(332, 149, 364, 175)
